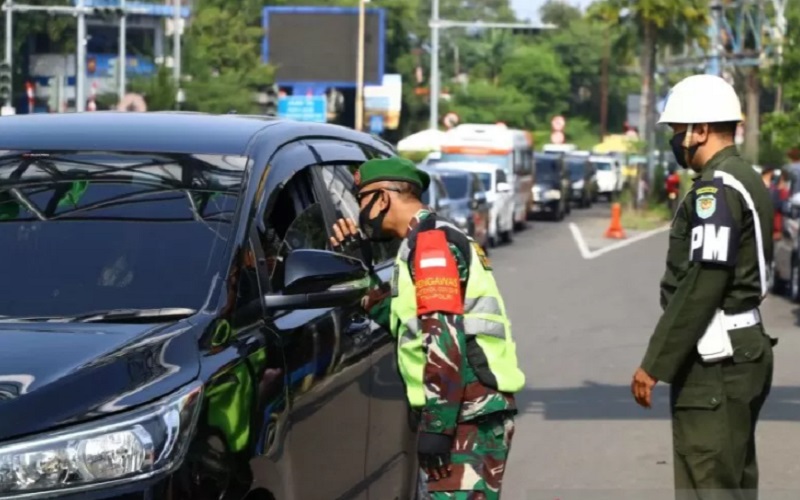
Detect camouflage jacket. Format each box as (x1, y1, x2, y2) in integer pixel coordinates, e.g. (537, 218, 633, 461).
(363, 208, 515, 437)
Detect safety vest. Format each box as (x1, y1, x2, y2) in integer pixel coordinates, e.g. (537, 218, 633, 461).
(389, 217, 525, 408)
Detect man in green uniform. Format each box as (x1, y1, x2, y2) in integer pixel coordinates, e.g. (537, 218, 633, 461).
(631, 74, 776, 500)
(329, 157, 525, 499)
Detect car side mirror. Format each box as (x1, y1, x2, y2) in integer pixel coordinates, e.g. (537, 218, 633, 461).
(262, 249, 369, 312)
(496, 182, 512, 193)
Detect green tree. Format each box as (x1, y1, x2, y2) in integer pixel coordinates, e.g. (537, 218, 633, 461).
(128, 65, 176, 111)
(182, 2, 274, 113)
(500, 44, 569, 125)
(446, 80, 535, 129)
(591, 0, 709, 141)
(539, 0, 582, 28)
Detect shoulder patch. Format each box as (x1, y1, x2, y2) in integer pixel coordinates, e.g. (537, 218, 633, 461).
(413, 229, 463, 315)
(689, 179, 739, 266)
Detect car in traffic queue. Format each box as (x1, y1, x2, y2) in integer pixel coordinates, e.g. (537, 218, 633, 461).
(423, 166, 492, 251)
(420, 166, 454, 221)
(0, 112, 421, 500)
(565, 154, 596, 208)
(589, 154, 622, 201)
(772, 166, 800, 301)
(531, 152, 570, 221)
(430, 161, 514, 246)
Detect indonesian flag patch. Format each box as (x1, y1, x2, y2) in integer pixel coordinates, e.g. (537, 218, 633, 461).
(414, 229, 463, 315)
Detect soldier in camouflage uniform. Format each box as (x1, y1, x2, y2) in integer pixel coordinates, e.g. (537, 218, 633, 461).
(330, 157, 525, 499)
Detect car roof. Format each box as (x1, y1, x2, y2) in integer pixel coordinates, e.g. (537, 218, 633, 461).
(429, 161, 498, 173)
(536, 152, 563, 160)
(0, 112, 391, 156)
(589, 155, 615, 163)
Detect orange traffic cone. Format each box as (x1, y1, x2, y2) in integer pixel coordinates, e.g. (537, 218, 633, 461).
(604, 202, 626, 239)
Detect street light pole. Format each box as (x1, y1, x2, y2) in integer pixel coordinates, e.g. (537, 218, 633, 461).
(429, 0, 440, 130)
(4, 0, 12, 101)
(76, 0, 86, 112)
(355, 0, 366, 131)
(173, 0, 181, 108)
(118, 0, 126, 99)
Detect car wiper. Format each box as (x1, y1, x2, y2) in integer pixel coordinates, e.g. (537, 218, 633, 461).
(0, 308, 197, 324)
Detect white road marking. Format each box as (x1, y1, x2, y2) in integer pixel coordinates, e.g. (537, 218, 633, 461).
(569, 222, 671, 260)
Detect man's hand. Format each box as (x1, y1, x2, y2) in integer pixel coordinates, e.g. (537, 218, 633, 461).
(329, 218, 360, 248)
(417, 432, 452, 481)
(631, 367, 658, 408)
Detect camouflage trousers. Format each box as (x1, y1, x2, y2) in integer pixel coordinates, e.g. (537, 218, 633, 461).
(423, 412, 515, 500)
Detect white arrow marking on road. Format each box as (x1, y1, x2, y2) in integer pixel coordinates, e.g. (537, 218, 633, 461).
(569, 222, 671, 260)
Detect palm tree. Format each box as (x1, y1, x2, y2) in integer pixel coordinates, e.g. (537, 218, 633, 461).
(592, 0, 709, 142)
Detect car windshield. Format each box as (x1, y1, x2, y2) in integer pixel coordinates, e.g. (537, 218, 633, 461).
(477, 173, 492, 191)
(0, 151, 244, 318)
(593, 161, 613, 171)
(440, 174, 469, 199)
(568, 162, 585, 180)
(535, 159, 559, 182)
(439, 153, 511, 173)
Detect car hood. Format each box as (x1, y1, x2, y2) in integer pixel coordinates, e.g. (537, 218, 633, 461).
(0, 321, 200, 442)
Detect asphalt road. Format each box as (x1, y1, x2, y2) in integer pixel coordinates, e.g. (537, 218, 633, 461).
(489, 203, 800, 500)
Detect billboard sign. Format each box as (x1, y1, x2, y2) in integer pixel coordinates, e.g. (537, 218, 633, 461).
(262, 6, 386, 87)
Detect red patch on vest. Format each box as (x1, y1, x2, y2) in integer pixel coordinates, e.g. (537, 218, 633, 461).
(414, 229, 462, 315)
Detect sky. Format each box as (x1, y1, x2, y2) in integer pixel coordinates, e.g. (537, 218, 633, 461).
(511, 0, 594, 22)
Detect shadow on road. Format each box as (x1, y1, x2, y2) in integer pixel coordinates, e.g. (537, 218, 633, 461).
(516, 381, 800, 421)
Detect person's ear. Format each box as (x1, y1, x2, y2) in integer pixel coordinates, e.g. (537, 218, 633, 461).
(694, 123, 711, 145)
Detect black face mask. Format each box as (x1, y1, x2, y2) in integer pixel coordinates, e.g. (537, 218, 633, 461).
(359, 191, 393, 242)
(670, 131, 700, 170)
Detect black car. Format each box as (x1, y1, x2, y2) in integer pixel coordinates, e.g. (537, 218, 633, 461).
(429, 168, 491, 250)
(531, 152, 570, 220)
(0, 112, 418, 500)
(565, 155, 595, 208)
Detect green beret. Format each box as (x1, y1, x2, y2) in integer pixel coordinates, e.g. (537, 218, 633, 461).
(354, 157, 430, 191)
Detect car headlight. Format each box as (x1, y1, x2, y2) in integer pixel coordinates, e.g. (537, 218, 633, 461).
(452, 214, 468, 227)
(0, 382, 203, 497)
(545, 190, 561, 200)
(572, 180, 584, 189)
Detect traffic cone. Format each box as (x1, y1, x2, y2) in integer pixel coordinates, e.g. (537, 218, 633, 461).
(604, 202, 626, 239)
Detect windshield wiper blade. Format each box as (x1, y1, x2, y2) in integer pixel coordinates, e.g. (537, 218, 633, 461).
(0, 308, 198, 324)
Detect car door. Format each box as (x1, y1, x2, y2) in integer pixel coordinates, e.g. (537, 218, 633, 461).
(306, 140, 416, 500)
(256, 143, 371, 500)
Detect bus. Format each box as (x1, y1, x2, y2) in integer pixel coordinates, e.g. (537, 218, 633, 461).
(436, 123, 534, 229)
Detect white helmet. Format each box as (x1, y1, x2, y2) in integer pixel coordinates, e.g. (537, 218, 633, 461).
(657, 74, 743, 125)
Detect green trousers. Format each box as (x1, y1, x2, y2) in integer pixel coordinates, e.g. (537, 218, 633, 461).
(424, 413, 515, 500)
(670, 329, 774, 500)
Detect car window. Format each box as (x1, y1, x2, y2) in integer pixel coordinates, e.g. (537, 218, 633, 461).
(440, 174, 468, 199)
(496, 170, 507, 184)
(260, 171, 330, 291)
(0, 151, 244, 318)
(320, 164, 399, 266)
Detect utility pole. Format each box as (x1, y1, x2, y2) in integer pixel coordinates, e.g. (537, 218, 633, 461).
(707, 1, 723, 77)
(355, 0, 366, 131)
(600, 25, 610, 139)
(173, 0, 181, 109)
(427, 15, 555, 130)
(429, 0, 440, 130)
(118, 0, 126, 99)
(76, 0, 86, 112)
(4, 0, 12, 110)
